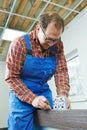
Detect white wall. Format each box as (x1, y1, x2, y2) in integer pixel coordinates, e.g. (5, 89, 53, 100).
(62, 7, 87, 97)
(61, 7, 87, 109)
(0, 61, 9, 128)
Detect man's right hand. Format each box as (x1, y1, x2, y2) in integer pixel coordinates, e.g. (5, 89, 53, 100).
(32, 96, 50, 110)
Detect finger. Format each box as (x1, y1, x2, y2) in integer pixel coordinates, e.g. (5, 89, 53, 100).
(68, 103, 71, 109)
(38, 100, 50, 110)
(41, 97, 49, 105)
(67, 100, 71, 109)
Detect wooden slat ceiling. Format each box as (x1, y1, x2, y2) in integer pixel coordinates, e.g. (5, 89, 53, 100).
(0, 0, 87, 61)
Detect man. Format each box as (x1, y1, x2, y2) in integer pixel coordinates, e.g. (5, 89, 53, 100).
(5, 12, 70, 130)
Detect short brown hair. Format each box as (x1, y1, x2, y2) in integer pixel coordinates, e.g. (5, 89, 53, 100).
(39, 12, 64, 32)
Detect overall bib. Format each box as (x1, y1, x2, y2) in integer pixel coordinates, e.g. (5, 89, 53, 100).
(8, 34, 56, 130)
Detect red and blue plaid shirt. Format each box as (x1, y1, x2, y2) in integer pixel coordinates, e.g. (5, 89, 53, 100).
(5, 31, 70, 104)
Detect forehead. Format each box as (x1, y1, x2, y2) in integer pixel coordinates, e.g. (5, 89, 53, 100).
(45, 22, 62, 38)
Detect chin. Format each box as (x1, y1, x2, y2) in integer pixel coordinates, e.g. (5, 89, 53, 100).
(42, 43, 50, 50)
(43, 45, 49, 50)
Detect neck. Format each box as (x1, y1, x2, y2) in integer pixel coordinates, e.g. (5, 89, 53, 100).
(37, 38, 46, 53)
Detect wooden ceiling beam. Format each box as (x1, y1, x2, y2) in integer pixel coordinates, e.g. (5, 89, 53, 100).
(0, 41, 6, 53)
(2, 0, 10, 10)
(0, 12, 6, 26)
(58, 0, 76, 16)
(9, 0, 28, 28)
(76, 0, 87, 12)
(21, 0, 42, 31)
(64, 0, 87, 26)
(0, 0, 10, 26)
(45, 0, 59, 12)
(0, 0, 10, 50)
(0, 40, 10, 61)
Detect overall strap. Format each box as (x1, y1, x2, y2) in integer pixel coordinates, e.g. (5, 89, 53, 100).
(24, 34, 32, 55)
(50, 46, 55, 56)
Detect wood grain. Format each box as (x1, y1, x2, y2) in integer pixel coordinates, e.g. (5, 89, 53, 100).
(34, 109, 87, 130)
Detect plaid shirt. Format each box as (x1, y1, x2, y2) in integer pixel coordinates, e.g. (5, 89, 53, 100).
(5, 31, 70, 104)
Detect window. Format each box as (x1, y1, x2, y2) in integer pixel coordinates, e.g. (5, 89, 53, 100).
(66, 49, 84, 97)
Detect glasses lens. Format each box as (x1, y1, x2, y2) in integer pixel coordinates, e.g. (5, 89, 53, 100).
(45, 38, 59, 44)
(45, 38, 52, 43)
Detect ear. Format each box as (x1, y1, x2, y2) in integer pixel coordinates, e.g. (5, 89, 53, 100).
(35, 24, 40, 32)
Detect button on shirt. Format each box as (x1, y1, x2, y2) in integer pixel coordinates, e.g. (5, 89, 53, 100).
(5, 31, 70, 104)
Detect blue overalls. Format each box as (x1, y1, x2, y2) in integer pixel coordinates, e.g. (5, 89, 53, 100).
(8, 34, 56, 130)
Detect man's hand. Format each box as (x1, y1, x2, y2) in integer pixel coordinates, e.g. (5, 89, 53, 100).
(64, 96, 71, 109)
(32, 96, 51, 110)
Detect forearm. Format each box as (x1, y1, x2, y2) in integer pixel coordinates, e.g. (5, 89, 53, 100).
(5, 39, 36, 104)
(54, 47, 70, 96)
(5, 77, 36, 104)
(54, 70, 70, 96)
